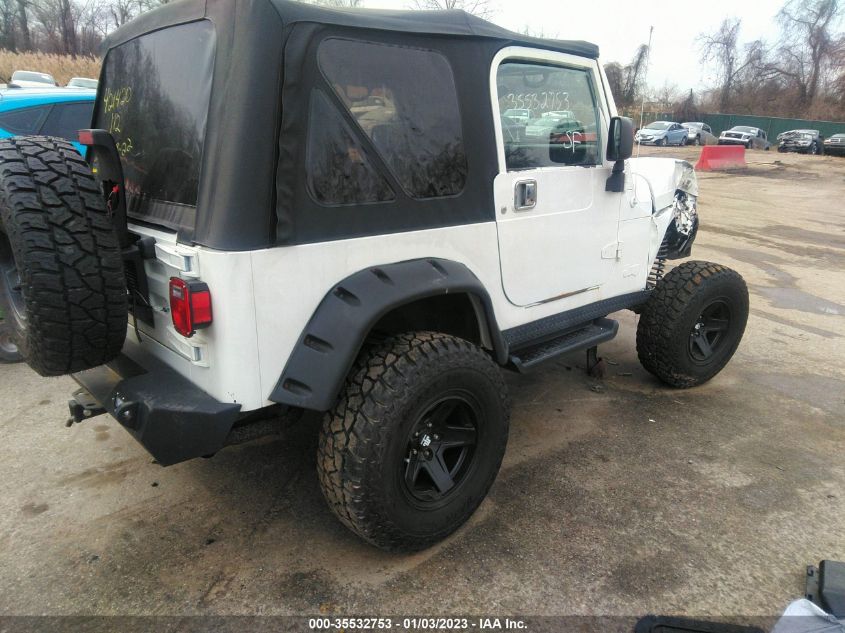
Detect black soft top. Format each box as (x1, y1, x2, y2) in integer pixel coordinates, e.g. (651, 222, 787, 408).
(104, 0, 599, 60)
(99, 0, 601, 249)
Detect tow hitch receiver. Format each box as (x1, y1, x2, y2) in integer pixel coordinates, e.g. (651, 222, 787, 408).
(66, 388, 106, 426)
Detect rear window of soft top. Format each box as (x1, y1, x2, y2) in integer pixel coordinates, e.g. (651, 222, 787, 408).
(95, 20, 215, 233)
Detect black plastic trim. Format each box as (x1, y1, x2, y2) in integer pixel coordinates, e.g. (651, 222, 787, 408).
(79, 128, 128, 247)
(270, 258, 507, 411)
(71, 354, 242, 466)
(510, 317, 618, 371)
(664, 216, 699, 260)
(503, 290, 650, 350)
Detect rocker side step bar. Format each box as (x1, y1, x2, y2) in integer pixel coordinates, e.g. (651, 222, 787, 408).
(509, 317, 619, 372)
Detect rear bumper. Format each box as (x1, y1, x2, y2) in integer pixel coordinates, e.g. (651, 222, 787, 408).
(71, 354, 242, 466)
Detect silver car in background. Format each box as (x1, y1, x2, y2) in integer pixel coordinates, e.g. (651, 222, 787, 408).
(681, 122, 717, 146)
(718, 125, 771, 150)
(823, 133, 845, 156)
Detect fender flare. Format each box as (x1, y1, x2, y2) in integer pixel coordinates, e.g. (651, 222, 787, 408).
(269, 258, 507, 411)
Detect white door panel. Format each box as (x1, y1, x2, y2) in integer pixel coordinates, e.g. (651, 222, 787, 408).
(495, 168, 619, 306)
(491, 48, 623, 308)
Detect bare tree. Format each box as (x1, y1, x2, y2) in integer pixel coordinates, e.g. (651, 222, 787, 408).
(654, 81, 679, 109)
(410, 0, 493, 20)
(311, 0, 365, 6)
(520, 24, 558, 39)
(775, 0, 843, 108)
(603, 61, 624, 104)
(621, 44, 649, 107)
(16, 0, 30, 50)
(0, 0, 17, 51)
(699, 18, 767, 112)
(673, 89, 700, 121)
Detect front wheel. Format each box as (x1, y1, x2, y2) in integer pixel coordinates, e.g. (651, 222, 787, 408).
(317, 332, 510, 552)
(636, 261, 748, 388)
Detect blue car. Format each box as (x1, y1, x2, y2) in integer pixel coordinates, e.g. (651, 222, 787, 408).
(0, 87, 96, 154)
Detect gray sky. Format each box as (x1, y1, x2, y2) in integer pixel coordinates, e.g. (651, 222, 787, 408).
(363, 0, 785, 93)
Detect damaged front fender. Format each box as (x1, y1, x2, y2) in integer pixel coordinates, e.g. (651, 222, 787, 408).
(628, 157, 699, 259)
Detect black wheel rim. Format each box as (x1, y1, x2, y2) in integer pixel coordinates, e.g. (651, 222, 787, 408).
(0, 234, 25, 354)
(402, 393, 479, 506)
(688, 299, 732, 364)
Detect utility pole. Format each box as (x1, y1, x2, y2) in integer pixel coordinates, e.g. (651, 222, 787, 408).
(638, 25, 654, 133)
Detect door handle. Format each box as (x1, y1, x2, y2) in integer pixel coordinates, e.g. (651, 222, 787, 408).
(514, 180, 537, 211)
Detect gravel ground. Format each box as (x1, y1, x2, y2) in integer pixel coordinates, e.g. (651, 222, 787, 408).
(0, 146, 843, 620)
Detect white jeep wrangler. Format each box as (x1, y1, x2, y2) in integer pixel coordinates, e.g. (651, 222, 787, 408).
(0, 0, 748, 551)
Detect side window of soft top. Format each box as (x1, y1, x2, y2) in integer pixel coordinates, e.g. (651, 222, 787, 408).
(311, 38, 468, 204)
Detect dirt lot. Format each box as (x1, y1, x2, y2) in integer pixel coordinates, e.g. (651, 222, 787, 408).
(0, 147, 843, 619)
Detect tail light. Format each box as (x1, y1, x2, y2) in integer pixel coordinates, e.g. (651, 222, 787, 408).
(169, 277, 212, 338)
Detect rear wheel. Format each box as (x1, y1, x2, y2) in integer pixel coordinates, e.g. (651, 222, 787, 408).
(637, 261, 748, 388)
(0, 136, 127, 376)
(694, 135, 701, 146)
(317, 331, 510, 552)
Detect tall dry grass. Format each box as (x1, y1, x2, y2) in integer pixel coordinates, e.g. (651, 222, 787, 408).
(0, 49, 100, 85)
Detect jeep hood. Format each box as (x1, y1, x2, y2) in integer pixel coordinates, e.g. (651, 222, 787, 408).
(627, 157, 698, 212)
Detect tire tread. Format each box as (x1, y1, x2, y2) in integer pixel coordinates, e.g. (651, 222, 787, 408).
(0, 136, 126, 376)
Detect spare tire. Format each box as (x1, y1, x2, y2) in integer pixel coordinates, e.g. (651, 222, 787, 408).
(0, 136, 127, 376)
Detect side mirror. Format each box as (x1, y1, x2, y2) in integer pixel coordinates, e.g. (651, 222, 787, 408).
(605, 116, 634, 192)
(607, 116, 634, 161)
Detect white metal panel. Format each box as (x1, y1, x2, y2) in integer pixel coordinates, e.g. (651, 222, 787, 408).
(490, 46, 622, 307)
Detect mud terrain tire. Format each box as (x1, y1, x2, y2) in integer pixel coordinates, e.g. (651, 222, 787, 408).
(0, 136, 126, 376)
(318, 332, 510, 552)
(637, 261, 748, 388)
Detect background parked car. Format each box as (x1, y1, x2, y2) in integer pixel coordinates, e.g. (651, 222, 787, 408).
(681, 122, 717, 145)
(823, 133, 845, 156)
(66, 77, 98, 89)
(718, 125, 771, 150)
(9, 70, 58, 88)
(503, 108, 531, 124)
(634, 121, 688, 146)
(524, 112, 577, 140)
(777, 129, 823, 154)
(0, 88, 95, 155)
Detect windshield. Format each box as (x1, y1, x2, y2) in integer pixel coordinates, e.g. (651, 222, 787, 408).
(682, 122, 702, 129)
(645, 121, 671, 130)
(732, 126, 756, 133)
(12, 71, 54, 84)
(68, 78, 98, 89)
